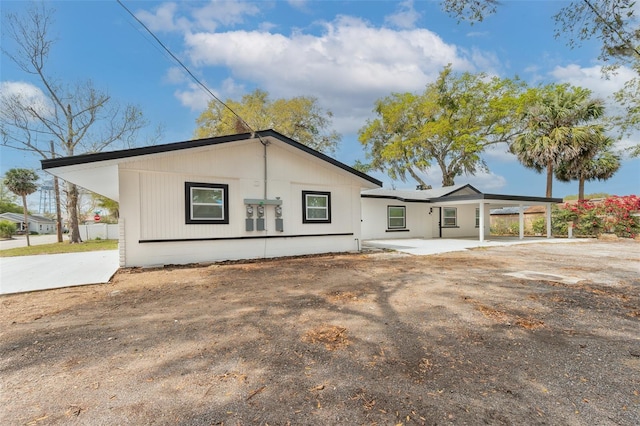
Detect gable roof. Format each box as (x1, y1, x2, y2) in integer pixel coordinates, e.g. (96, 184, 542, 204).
(361, 184, 479, 202)
(0, 212, 55, 224)
(41, 130, 382, 200)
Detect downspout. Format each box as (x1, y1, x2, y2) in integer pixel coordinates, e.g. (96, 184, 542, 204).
(438, 207, 442, 238)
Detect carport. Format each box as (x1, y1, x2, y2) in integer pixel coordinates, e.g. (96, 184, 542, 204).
(430, 193, 562, 242)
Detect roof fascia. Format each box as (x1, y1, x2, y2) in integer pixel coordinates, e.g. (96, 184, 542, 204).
(434, 193, 562, 204)
(41, 129, 381, 188)
(361, 194, 431, 203)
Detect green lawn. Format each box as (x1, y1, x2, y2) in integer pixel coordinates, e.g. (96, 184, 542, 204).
(0, 239, 118, 257)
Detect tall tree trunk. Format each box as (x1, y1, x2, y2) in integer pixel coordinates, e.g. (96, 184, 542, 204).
(67, 182, 82, 243)
(22, 194, 30, 247)
(51, 141, 63, 243)
(54, 176, 63, 242)
(441, 172, 455, 187)
(546, 160, 554, 198)
(407, 168, 430, 189)
(578, 175, 585, 201)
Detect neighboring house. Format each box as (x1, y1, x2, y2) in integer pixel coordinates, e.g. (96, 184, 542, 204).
(361, 185, 562, 241)
(42, 130, 381, 267)
(0, 212, 56, 235)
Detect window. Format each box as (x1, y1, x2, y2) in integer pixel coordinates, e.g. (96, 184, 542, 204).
(443, 207, 457, 227)
(185, 182, 229, 224)
(302, 191, 331, 223)
(475, 208, 480, 227)
(388, 206, 406, 229)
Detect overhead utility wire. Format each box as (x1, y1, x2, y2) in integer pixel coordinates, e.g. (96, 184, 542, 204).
(116, 0, 265, 144)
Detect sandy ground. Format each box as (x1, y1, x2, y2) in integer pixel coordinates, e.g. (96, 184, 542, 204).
(1, 240, 638, 425)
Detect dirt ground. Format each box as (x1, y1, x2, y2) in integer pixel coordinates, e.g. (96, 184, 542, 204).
(1, 240, 639, 426)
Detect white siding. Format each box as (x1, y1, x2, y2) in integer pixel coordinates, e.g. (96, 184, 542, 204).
(117, 138, 372, 267)
(361, 198, 432, 240)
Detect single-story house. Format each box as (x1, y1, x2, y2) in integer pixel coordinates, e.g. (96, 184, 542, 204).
(42, 130, 562, 267)
(361, 185, 562, 241)
(42, 130, 382, 267)
(0, 212, 56, 235)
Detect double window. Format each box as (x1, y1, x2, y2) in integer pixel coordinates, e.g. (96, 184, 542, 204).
(185, 182, 229, 224)
(302, 191, 331, 223)
(387, 206, 406, 229)
(443, 207, 457, 227)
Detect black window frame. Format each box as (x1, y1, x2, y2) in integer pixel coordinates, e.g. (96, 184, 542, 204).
(185, 182, 229, 224)
(387, 205, 406, 229)
(442, 207, 457, 227)
(302, 190, 331, 224)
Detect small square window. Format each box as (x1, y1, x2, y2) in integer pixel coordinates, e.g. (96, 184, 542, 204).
(185, 182, 229, 224)
(443, 207, 457, 227)
(302, 191, 331, 223)
(388, 206, 406, 229)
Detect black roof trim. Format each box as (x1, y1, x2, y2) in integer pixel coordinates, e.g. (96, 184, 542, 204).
(361, 194, 432, 203)
(435, 193, 563, 204)
(41, 129, 382, 187)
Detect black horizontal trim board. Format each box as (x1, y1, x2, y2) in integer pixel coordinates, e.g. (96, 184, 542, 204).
(139, 232, 354, 243)
(386, 229, 410, 232)
(361, 195, 432, 203)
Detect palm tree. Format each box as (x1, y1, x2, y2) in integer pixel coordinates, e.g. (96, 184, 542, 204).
(555, 134, 621, 200)
(511, 84, 605, 197)
(4, 169, 39, 246)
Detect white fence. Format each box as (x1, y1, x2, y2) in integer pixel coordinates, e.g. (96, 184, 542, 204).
(78, 224, 119, 240)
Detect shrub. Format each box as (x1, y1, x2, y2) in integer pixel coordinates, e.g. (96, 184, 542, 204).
(531, 217, 546, 235)
(554, 195, 640, 238)
(0, 220, 17, 238)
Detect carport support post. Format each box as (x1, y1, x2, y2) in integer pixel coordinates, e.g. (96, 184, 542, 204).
(519, 204, 524, 240)
(479, 201, 485, 242)
(546, 203, 552, 238)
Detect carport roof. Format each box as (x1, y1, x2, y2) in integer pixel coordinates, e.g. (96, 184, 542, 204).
(361, 184, 562, 205)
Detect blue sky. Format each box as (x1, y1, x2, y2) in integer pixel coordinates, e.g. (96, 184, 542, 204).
(1, 0, 639, 202)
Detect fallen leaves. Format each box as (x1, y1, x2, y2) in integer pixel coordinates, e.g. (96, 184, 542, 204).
(302, 325, 349, 350)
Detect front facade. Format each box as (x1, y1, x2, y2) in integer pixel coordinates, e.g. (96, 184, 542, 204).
(42, 130, 381, 267)
(361, 185, 562, 241)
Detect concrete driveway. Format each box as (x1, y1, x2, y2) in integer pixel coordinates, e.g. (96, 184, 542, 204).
(363, 237, 587, 256)
(0, 250, 119, 295)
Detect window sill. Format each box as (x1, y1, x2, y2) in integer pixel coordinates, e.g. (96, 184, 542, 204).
(386, 229, 410, 232)
(441, 226, 459, 228)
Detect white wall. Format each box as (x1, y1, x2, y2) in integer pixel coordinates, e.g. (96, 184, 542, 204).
(117, 138, 373, 267)
(438, 203, 490, 238)
(361, 198, 432, 240)
(78, 224, 119, 240)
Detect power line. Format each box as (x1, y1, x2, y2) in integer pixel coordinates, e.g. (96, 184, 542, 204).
(115, 0, 260, 140)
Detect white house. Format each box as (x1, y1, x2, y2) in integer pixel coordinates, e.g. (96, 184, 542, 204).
(0, 212, 56, 235)
(361, 184, 562, 241)
(42, 130, 382, 267)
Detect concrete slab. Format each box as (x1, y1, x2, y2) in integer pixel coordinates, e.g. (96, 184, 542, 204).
(0, 250, 118, 295)
(363, 237, 588, 256)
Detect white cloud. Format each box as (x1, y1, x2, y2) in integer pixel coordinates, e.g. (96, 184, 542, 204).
(136, 0, 260, 33)
(387, 166, 507, 192)
(183, 15, 476, 133)
(550, 64, 635, 100)
(174, 82, 214, 111)
(0, 81, 52, 118)
(384, 0, 421, 29)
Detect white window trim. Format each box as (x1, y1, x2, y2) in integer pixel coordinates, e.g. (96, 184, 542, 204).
(443, 207, 457, 227)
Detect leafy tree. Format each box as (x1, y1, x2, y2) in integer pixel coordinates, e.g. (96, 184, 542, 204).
(555, 134, 621, 200)
(195, 89, 340, 154)
(359, 65, 526, 187)
(93, 193, 119, 222)
(0, 178, 23, 213)
(0, 220, 17, 238)
(442, 0, 640, 156)
(510, 84, 605, 197)
(4, 168, 38, 246)
(1, 3, 150, 243)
